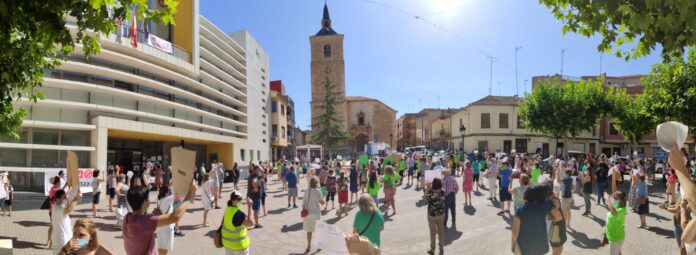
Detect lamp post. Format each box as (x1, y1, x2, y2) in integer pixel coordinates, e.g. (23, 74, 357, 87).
(459, 125, 466, 153)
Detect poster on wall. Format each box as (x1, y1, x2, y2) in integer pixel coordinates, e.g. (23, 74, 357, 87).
(44, 168, 96, 195)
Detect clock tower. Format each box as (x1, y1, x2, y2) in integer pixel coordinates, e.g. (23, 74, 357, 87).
(310, 3, 347, 131)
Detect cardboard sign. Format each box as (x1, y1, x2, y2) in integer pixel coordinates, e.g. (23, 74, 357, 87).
(313, 221, 350, 255)
(424, 169, 443, 183)
(66, 151, 79, 188)
(170, 147, 196, 196)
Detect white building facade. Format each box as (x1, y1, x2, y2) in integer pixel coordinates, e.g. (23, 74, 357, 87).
(229, 30, 271, 164)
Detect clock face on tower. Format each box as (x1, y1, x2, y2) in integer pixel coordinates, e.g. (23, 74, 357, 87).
(324, 66, 331, 73)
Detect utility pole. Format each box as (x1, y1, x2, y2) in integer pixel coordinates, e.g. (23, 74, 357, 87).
(515, 46, 522, 97)
(560, 49, 566, 77)
(524, 79, 529, 94)
(487, 56, 497, 96)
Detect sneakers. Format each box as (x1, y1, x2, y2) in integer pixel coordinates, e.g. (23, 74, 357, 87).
(293, 204, 298, 208)
(174, 231, 185, 237)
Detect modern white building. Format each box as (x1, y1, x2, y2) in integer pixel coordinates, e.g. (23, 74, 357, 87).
(1, 0, 258, 191)
(229, 30, 271, 164)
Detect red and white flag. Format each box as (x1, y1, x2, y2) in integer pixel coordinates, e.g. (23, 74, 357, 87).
(131, 10, 138, 48)
(116, 17, 123, 37)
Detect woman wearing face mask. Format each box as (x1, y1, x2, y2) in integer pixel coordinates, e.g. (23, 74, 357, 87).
(58, 219, 112, 255)
(52, 189, 82, 255)
(156, 185, 175, 255)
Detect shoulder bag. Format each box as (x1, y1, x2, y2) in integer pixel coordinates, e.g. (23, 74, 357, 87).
(359, 212, 376, 235)
(301, 189, 310, 218)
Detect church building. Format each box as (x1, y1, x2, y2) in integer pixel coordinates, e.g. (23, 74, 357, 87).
(309, 3, 397, 152)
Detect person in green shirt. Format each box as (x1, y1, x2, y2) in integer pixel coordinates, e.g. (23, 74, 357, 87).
(398, 159, 406, 185)
(416, 159, 424, 189)
(604, 191, 627, 255)
(531, 162, 541, 184)
(382, 167, 399, 215)
(353, 194, 385, 247)
(367, 172, 381, 205)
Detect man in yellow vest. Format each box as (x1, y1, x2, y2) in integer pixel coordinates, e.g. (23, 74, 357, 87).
(220, 190, 253, 254)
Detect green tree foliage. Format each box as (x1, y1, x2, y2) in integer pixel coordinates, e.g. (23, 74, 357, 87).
(539, 0, 696, 60)
(642, 50, 696, 136)
(312, 77, 350, 152)
(0, 0, 178, 139)
(518, 77, 611, 147)
(610, 91, 655, 145)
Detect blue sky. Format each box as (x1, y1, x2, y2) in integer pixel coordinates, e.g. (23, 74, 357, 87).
(200, 0, 663, 130)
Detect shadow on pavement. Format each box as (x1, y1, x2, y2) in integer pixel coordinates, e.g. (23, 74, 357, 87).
(585, 213, 605, 227)
(415, 199, 427, 208)
(647, 212, 670, 221)
(463, 205, 476, 215)
(179, 224, 205, 231)
(93, 221, 121, 232)
(0, 236, 45, 250)
(281, 222, 303, 233)
(14, 220, 49, 227)
(268, 208, 291, 215)
(567, 228, 602, 249)
(444, 226, 463, 246)
(645, 226, 675, 238)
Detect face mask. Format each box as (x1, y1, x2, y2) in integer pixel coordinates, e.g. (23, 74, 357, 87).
(77, 239, 89, 249)
(257, 172, 263, 177)
(613, 200, 620, 208)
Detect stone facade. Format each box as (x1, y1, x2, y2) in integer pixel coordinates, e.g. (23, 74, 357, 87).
(346, 97, 397, 152)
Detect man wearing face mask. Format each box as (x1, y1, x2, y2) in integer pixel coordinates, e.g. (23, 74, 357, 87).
(52, 189, 82, 255)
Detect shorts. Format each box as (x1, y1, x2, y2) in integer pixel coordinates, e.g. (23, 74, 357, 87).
(338, 191, 348, 204)
(637, 198, 649, 215)
(321, 186, 327, 198)
(473, 174, 480, 182)
(399, 170, 405, 177)
(288, 188, 298, 198)
(107, 188, 116, 199)
(499, 188, 512, 201)
(92, 191, 101, 204)
(609, 239, 623, 255)
(3, 199, 10, 206)
(417, 172, 422, 180)
(408, 167, 414, 177)
(327, 191, 336, 201)
(156, 227, 174, 251)
(213, 180, 220, 189)
(384, 188, 396, 200)
(561, 197, 572, 213)
(303, 213, 320, 232)
(0, 198, 6, 207)
(251, 196, 261, 212)
(261, 193, 266, 206)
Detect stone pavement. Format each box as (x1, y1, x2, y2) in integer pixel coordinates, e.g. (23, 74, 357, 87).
(1, 175, 681, 255)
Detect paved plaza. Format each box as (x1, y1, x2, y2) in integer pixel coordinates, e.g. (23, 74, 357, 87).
(1, 175, 681, 255)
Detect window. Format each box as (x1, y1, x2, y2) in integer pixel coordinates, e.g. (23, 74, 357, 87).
(609, 122, 619, 135)
(250, 150, 254, 161)
(281, 126, 286, 138)
(281, 105, 285, 116)
(240, 149, 245, 161)
(33, 129, 59, 145)
(478, 141, 488, 151)
(358, 112, 365, 126)
(480, 113, 490, 129)
(499, 113, 509, 129)
(272, 125, 278, 138)
(271, 101, 277, 112)
(324, 44, 332, 58)
(257, 151, 260, 161)
(517, 116, 525, 129)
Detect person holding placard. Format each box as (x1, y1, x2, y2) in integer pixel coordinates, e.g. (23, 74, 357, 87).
(52, 189, 82, 255)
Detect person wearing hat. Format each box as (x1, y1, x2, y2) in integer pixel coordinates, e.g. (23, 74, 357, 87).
(218, 190, 252, 255)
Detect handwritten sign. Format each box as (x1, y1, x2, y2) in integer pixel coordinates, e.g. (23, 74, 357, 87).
(171, 146, 196, 196)
(66, 151, 79, 188)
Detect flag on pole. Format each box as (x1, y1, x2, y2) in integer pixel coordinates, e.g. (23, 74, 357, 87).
(116, 17, 123, 37)
(131, 9, 138, 48)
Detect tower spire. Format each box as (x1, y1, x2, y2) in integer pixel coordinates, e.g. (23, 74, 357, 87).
(316, 2, 337, 36)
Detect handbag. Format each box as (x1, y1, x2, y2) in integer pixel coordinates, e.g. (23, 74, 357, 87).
(301, 189, 310, 218)
(359, 212, 376, 235)
(213, 224, 223, 248)
(601, 233, 609, 246)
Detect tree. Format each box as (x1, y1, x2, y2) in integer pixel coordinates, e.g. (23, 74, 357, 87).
(518, 77, 610, 155)
(0, 0, 178, 139)
(539, 0, 696, 60)
(312, 77, 350, 156)
(610, 91, 655, 150)
(642, 50, 696, 139)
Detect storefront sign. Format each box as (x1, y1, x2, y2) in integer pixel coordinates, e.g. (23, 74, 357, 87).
(147, 34, 173, 53)
(44, 168, 95, 196)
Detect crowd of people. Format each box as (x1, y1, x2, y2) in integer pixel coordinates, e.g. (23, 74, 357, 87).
(25, 141, 696, 254)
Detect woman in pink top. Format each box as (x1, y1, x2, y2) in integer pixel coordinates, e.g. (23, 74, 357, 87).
(462, 161, 474, 206)
(47, 176, 60, 249)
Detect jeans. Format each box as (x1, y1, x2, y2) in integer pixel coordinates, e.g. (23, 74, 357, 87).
(583, 192, 591, 213)
(443, 193, 456, 225)
(427, 215, 445, 251)
(596, 181, 607, 204)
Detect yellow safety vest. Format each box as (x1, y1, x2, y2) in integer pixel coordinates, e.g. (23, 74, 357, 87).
(221, 205, 250, 251)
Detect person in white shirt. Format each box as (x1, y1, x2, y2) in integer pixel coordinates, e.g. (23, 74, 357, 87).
(201, 173, 215, 227)
(52, 188, 82, 255)
(156, 185, 175, 255)
(210, 163, 221, 209)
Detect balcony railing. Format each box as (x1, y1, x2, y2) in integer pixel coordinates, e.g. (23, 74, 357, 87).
(118, 25, 191, 63)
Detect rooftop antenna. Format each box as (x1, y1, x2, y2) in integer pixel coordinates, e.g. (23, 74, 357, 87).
(515, 46, 522, 97)
(487, 56, 498, 95)
(560, 49, 567, 77)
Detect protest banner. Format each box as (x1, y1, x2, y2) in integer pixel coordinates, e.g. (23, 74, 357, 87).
(424, 169, 443, 183)
(170, 146, 196, 196)
(313, 221, 350, 255)
(44, 168, 95, 195)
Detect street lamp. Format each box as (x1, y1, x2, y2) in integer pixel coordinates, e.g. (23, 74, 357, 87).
(459, 125, 466, 152)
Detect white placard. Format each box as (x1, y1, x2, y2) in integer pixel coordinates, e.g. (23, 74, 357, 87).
(424, 169, 443, 183)
(313, 222, 349, 255)
(44, 168, 95, 195)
